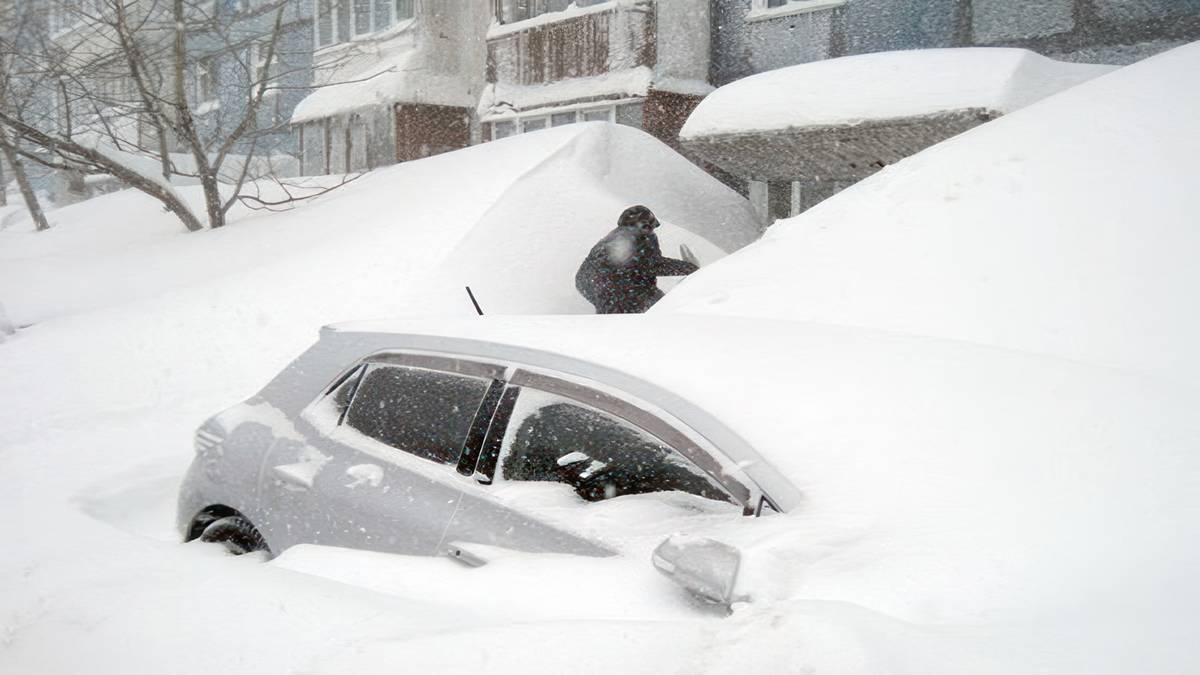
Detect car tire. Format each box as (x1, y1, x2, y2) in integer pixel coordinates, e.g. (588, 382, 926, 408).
(199, 515, 268, 556)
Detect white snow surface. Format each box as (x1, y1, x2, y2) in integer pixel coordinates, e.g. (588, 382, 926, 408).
(2, 49, 1197, 675)
(663, 41, 1200, 386)
(681, 47, 1115, 138)
(0, 124, 757, 673)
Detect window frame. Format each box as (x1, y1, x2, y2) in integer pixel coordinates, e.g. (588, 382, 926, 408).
(303, 350, 772, 515)
(473, 368, 757, 512)
(314, 0, 338, 49)
(748, 0, 847, 22)
(328, 354, 506, 468)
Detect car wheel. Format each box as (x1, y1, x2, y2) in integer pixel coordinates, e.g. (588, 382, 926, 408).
(199, 515, 268, 555)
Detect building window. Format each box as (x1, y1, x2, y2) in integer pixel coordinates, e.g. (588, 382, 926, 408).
(196, 58, 217, 103)
(749, 180, 803, 225)
(341, 0, 415, 40)
(316, 0, 335, 46)
(316, 0, 351, 47)
(49, 0, 106, 34)
(521, 117, 548, 133)
(485, 101, 645, 142)
(493, 120, 517, 139)
(581, 108, 613, 122)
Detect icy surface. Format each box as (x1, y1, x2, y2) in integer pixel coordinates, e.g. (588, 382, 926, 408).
(681, 47, 1115, 138)
(664, 42, 1200, 386)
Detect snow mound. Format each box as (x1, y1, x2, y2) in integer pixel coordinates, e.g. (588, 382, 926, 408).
(0, 123, 756, 445)
(681, 48, 1114, 138)
(660, 41, 1200, 384)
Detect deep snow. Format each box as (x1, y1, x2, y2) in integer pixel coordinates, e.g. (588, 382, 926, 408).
(0, 124, 756, 673)
(2, 44, 1198, 675)
(664, 42, 1200, 386)
(681, 48, 1115, 138)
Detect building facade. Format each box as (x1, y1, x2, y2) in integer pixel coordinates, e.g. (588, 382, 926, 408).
(290, 0, 489, 175)
(190, 0, 315, 173)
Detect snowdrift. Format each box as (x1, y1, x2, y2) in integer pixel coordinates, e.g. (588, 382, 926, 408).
(661, 42, 1200, 384)
(681, 47, 1114, 139)
(0, 122, 757, 432)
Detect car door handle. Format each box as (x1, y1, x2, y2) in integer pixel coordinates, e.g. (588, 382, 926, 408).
(272, 462, 321, 490)
(344, 464, 384, 489)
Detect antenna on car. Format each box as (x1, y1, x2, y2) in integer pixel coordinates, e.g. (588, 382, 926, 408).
(465, 286, 484, 316)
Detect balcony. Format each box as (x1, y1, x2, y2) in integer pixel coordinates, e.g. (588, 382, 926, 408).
(487, 1, 656, 86)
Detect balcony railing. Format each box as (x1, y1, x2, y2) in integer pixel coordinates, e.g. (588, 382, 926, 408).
(488, 3, 656, 86)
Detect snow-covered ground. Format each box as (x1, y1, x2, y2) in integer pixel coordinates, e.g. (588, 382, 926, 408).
(3, 41, 1198, 674)
(0, 124, 756, 673)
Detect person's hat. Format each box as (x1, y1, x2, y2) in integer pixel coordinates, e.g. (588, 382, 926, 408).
(618, 205, 658, 229)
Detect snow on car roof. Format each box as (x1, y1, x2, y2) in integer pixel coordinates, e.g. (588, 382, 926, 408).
(681, 48, 1114, 139)
(322, 312, 1200, 643)
(663, 41, 1200, 386)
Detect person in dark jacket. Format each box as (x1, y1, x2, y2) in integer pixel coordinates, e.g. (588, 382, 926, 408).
(575, 205, 700, 314)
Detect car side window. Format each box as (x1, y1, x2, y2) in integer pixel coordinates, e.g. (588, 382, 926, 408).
(344, 364, 491, 466)
(496, 388, 731, 504)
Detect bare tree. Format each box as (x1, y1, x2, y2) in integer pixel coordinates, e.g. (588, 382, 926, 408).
(0, 1, 51, 231)
(0, 0, 359, 233)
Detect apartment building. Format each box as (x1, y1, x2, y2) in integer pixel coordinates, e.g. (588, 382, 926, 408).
(290, 0, 489, 175)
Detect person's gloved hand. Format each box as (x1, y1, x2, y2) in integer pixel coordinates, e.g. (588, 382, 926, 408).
(679, 243, 700, 268)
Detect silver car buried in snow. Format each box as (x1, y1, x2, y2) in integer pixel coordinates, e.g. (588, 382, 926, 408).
(178, 316, 802, 605)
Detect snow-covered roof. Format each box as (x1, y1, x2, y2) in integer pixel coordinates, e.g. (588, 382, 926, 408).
(681, 48, 1115, 139)
(477, 66, 713, 119)
(291, 14, 491, 124)
(292, 50, 480, 124)
(662, 42, 1200, 386)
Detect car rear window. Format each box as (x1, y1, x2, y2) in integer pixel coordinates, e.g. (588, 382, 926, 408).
(344, 364, 490, 465)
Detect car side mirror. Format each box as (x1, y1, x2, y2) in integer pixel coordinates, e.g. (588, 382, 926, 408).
(651, 535, 744, 609)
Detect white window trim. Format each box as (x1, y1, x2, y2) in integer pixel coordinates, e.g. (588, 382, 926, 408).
(251, 41, 279, 96)
(486, 99, 645, 141)
(746, 0, 847, 23)
(482, 97, 641, 125)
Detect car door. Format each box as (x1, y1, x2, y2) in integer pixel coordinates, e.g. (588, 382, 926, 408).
(306, 354, 505, 555)
(314, 355, 506, 554)
(256, 365, 367, 552)
(440, 369, 755, 557)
